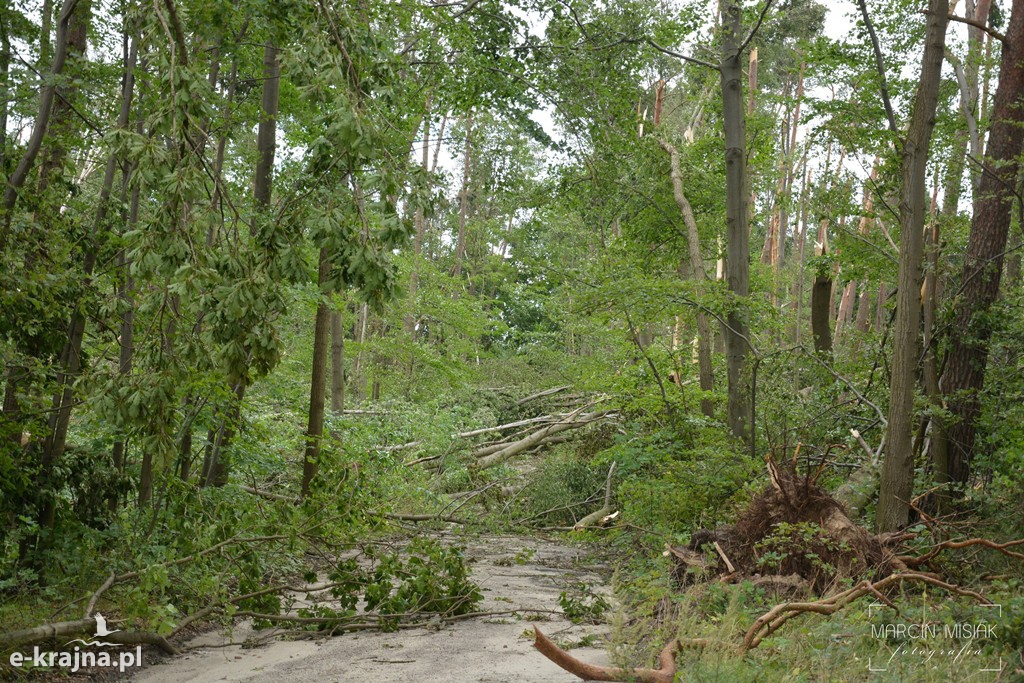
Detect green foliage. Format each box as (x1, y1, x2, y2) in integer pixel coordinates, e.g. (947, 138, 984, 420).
(608, 428, 754, 535)
(559, 581, 612, 624)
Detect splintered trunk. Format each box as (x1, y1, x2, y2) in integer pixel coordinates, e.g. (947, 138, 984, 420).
(936, 0, 1024, 484)
(855, 286, 873, 333)
(877, 0, 948, 533)
(719, 0, 752, 444)
(811, 274, 833, 353)
(835, 165, 879, 345)
(811, 213, 833, 354)
(302, 249, 332, 499)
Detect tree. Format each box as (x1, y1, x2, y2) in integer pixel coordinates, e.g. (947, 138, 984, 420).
(935, 0, 1024, 485)
(876, 0, 949, 533)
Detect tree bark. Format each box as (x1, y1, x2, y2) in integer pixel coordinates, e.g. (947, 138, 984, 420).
(719, 0, 752, 444)
(877, 0, 949, 533)
(936, 0, 1024, 484)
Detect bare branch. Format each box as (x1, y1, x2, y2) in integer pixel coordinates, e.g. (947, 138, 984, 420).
(645, 38, 719, 70)
(856, 0, 899, 139)
(738, 0, 775, 55)
(941, 12, 1006, 42)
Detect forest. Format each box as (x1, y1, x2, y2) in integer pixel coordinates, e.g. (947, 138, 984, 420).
(1, 0, 1023, 680)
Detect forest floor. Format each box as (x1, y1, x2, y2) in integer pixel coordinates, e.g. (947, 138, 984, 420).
(125, 533, 612, 683)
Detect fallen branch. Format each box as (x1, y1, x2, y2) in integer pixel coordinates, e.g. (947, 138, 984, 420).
(84, 572, 116, 619)
(459, 415, 563, 438)
(381, 512, 468, 524)
(240, 485, 298, 502)
(899, 537, 1024, 567)
(472, 430, 576, 459)
(533, 626, 677, 683)
(0, 619, 179, 655)
(742, 571, 991, 652)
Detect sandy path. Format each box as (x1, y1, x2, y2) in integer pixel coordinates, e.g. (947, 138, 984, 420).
(129, 534, 612, 683)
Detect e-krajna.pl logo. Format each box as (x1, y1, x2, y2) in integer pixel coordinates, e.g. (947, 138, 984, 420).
(8, 613, 143, 673)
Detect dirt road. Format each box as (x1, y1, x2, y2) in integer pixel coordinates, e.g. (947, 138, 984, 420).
(129, 534, 612, 683)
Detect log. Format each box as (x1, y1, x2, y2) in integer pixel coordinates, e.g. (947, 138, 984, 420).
(472, 431, 577, 459)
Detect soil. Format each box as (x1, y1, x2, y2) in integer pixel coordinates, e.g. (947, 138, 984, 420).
(126, 534, 613, 683)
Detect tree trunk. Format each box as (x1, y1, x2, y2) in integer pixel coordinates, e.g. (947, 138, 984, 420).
(936, 0, 1024, 484)
(452, 113, 473, 280)
(207, 41, 279, 488)
(877, 0, 949, 533)
(405, 102, 431, 334)
(330, 308, 345, 415)
(1, 0, 78, 215)
(41, 23, 133, 507)
(302, 248, 332, 499)
(811, 274, 833, 354)
(0, 4, 10, 175)
(719, 0, 752, 444)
